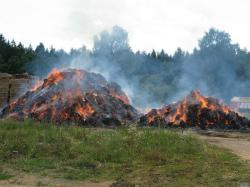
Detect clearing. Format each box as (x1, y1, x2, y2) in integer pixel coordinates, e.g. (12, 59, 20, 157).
(0, 120, 250, 186)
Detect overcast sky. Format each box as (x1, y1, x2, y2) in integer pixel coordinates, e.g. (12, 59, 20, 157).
(0, 0, 250, 54)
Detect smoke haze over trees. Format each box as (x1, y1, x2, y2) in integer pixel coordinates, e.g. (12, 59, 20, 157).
(0, 26, 250, 108)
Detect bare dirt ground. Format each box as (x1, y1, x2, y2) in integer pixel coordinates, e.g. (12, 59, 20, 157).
(196, 131, 250, 160)
(0, 172, 112, 187)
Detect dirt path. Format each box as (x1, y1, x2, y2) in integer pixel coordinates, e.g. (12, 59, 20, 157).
(197, 132, 250, 160)
(0, 173, 112, 187)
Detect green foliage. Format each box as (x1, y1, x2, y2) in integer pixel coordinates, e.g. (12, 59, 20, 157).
(0, 35, 35, 74)
(199, 28, 232, 49)
(0, 120, 250, 186)
(1, 26, 250, 104)
(184, 28, 250, 101)
(0, 171, 11, 180)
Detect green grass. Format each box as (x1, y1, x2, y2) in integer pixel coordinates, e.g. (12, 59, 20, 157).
(0, 172, 11, 180)
(0, 169, 11, 180)
(0, 119, 249, 186)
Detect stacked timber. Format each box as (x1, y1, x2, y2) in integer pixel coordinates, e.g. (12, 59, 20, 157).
(0, 73, 12, 107)
(10, 74, 32, 100)
(0, 73, 33, 107)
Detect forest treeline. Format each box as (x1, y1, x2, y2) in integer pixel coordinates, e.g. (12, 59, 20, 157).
(1, 26, 250, 106)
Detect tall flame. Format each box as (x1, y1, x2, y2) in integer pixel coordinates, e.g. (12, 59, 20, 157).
(170, 96, 188, 124)
(44, 69, 64, 87)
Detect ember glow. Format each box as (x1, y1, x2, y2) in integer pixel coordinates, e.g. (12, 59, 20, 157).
(140, 90, 249, 129)
(75, 103, 94, 119)
(108, 88, 130, 105)
(2, 69, 139, 126)
(1, 69, 249, 129)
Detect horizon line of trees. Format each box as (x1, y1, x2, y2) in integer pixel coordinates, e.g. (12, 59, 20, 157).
(1, 26, 250, 106)
(0, 31, 187, 75)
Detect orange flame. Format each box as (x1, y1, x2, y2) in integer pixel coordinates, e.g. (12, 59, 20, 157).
(221, 105, 229, 114)
(193, 90, 209, 108)
(44, 69, 64, 87)
(75, 103, 94, 118)
(145, 90, 231, 126)
(170, 96, 188, 124)
(193, 90, 229, 113)
(109, 90, 130, 105)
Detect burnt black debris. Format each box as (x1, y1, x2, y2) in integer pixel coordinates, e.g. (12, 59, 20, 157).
(139, 90, 250, 129)
(1, 69, 139, 127)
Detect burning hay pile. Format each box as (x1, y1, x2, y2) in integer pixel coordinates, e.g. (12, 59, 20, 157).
(1, 69, 139, 126)
(140, 90, 250, 129)
(1, 69, 249, 130)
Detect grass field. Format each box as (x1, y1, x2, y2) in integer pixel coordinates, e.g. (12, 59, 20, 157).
(0, 120, 250, 186)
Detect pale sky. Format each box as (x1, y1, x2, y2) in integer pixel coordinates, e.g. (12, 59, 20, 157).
(0, 0, 250, 54)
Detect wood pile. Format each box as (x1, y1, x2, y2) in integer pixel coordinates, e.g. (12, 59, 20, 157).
(0, 73, 33, 108)
(139, 90, 250, 129)
(1, 69, 139, 127)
